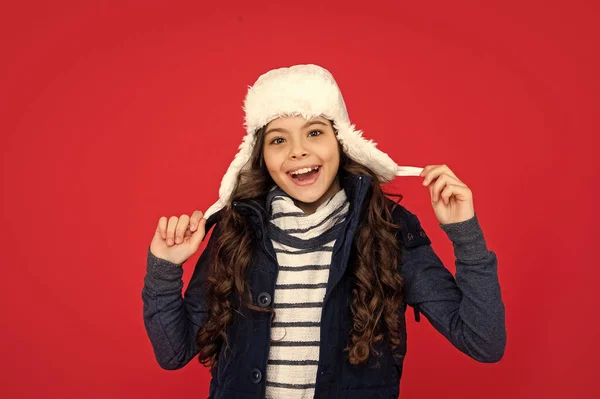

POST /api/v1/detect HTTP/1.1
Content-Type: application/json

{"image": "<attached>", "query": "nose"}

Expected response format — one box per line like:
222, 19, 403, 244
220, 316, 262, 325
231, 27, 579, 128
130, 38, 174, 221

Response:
290, 151, 308, 160
289, 140, 308, 160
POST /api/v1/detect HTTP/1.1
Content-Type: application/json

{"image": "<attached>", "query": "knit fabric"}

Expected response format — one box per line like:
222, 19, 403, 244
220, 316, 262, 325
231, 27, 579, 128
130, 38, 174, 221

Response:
264, 186, 349, 399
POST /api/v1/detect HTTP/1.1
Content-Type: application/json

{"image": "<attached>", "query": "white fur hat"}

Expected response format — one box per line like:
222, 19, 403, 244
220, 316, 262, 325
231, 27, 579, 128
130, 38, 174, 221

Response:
203, 64, 422, 220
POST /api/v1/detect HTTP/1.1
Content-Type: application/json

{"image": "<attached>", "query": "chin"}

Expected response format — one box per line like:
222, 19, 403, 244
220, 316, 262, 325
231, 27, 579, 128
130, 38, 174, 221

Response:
286, 187, 327, 204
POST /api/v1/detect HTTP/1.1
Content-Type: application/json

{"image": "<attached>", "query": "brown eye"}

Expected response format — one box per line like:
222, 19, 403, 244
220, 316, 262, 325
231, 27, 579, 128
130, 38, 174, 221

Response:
271, 137, 285, 145
308, 130, 323, 137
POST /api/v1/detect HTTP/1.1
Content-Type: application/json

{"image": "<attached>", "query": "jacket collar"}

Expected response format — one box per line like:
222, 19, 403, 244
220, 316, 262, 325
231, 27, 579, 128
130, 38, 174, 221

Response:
202, 174, 373, 286
204, 173, 372, 237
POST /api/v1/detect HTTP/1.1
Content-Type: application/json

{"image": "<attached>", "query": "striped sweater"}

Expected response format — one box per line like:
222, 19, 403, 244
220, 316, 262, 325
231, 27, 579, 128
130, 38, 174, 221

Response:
264, 187, 349, 399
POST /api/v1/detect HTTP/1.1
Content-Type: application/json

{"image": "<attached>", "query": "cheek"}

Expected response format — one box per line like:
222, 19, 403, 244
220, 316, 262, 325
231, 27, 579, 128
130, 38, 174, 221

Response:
263, 150, 284, 176
322, 142, 340, 169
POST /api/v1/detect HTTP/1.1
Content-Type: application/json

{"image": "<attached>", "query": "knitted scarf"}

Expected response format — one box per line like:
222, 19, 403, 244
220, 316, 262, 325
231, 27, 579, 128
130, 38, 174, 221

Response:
263, 186, 349, 399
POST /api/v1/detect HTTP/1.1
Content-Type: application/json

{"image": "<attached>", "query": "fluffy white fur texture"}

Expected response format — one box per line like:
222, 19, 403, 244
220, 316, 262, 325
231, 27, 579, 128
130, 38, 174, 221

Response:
203, 64, 422, 219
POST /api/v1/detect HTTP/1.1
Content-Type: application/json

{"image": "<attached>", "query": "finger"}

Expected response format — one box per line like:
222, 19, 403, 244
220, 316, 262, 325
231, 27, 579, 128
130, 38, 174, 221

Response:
419, 164, 439, 177
445, 173, 466, 186
167, 216, 178, 246
440, 184, 472, 204
422, 164, 460, 185
429, 172, 466, 188
175, 214, 190, 244
431, 174, 447, 202
189, 210, 205, 232
190, 218, 207, 249
438, 164, 459, 181
156, 216, 167, 240
422, 165, 444, 185
430, 174, 465, 202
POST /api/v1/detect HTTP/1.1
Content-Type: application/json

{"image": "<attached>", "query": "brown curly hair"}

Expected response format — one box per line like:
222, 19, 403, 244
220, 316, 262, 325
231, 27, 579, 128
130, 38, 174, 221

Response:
196, 121, 406, 369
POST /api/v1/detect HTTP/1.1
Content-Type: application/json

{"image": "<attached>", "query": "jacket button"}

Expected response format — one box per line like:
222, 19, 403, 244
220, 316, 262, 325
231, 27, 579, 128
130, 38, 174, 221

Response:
419, 231, 426, 238
250, 368, 262, 383
407, 233, 413, 240
257, 292, 272, 307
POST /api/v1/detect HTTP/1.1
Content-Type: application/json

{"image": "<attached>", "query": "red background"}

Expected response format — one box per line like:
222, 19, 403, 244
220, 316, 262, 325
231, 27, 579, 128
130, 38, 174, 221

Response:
1, 1, 598, 398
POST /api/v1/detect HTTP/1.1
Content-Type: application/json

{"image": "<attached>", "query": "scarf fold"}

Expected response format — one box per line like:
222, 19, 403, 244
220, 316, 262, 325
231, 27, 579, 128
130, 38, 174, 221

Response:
266, 186, 350, 249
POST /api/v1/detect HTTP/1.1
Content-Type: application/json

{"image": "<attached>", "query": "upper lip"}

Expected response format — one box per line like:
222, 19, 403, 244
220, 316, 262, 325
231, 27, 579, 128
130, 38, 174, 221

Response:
287, 165, 320, 174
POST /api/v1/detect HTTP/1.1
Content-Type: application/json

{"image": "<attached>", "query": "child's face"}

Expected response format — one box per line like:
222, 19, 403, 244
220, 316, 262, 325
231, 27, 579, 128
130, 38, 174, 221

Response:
263, 115, 341, 212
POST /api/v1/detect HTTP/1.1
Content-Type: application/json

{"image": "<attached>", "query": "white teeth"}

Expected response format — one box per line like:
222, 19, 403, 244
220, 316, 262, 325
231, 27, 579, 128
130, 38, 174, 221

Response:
291, 166, 319, 175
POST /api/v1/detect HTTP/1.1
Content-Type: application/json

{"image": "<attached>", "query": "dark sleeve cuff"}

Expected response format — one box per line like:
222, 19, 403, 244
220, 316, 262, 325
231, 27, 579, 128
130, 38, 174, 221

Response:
146, 246, 184, 283
439, 213, 490, 262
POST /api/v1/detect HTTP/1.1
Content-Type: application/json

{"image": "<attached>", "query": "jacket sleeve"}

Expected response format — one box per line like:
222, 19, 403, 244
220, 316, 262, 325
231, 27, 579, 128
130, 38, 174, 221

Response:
141, 225, 218, 370
395, 206, 506, 363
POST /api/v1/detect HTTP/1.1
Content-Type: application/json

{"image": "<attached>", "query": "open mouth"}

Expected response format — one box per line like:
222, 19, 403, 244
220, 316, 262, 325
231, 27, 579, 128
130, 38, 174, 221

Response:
287, 166, 321, 185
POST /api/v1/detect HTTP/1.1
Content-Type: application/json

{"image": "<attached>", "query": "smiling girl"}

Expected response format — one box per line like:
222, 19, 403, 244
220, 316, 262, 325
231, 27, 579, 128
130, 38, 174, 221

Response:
142, 64, 506, 399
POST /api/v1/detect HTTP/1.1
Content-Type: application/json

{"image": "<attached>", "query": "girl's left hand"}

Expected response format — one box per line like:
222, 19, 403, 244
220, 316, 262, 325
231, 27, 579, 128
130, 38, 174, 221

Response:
420, 164, 475, 225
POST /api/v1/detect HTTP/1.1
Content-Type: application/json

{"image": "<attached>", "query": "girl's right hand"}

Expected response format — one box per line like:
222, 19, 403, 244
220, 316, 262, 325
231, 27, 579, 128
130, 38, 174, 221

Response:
149, 210, 207, 265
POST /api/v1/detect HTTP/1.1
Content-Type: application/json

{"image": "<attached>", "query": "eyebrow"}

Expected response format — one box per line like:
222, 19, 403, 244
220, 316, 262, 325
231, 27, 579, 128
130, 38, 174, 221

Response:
265, 120, 329, 136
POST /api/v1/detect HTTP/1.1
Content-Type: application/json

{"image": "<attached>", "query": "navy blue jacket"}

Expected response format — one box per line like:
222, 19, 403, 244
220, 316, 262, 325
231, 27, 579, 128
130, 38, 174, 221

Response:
142, 173, 506, 398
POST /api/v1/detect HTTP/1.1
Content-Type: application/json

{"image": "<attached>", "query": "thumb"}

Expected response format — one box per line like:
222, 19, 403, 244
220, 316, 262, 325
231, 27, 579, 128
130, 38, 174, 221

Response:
189, 218, 207, 250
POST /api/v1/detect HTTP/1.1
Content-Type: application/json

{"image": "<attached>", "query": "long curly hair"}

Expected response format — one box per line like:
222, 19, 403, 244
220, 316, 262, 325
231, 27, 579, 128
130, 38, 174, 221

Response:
196, 121, 406, 369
